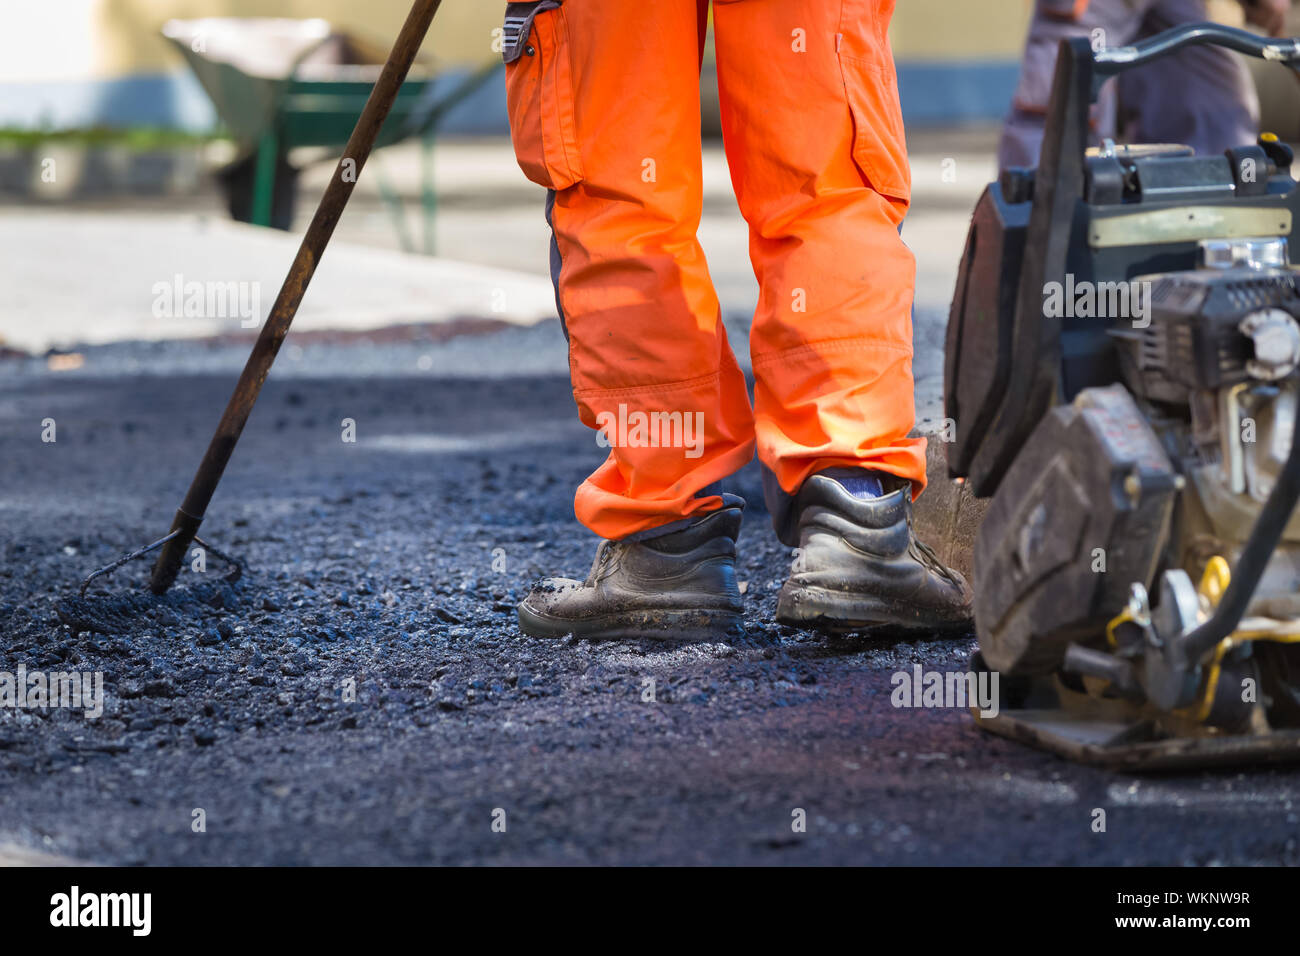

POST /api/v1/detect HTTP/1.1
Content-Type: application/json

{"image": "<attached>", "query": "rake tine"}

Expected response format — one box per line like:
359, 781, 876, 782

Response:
79, 531, 244, 597
79, 530, 181, 597
193, 536, 245, 584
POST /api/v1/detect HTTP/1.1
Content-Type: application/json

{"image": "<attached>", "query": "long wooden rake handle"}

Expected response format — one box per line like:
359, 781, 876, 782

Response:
148, 0, 445, 594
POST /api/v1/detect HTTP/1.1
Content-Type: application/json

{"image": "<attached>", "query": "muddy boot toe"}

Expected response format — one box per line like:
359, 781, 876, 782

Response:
517, 506, 746, 642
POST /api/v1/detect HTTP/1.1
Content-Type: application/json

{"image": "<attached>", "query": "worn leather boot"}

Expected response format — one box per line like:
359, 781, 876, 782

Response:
517, 507, 745, 642
776, 472, 972, 633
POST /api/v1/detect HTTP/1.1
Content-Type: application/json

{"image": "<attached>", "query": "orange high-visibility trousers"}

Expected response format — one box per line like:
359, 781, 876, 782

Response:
503, 0, 923, 540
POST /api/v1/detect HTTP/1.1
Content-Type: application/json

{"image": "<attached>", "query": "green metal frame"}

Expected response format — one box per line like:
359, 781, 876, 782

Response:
250, 60, 502, 238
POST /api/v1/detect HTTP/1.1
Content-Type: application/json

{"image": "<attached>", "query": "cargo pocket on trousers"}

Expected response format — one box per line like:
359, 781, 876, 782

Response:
503, 1, 585, 190
838, 54, 911, 204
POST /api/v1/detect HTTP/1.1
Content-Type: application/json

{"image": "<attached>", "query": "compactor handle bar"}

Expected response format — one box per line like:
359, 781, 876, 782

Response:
1091, 22, 1300, 93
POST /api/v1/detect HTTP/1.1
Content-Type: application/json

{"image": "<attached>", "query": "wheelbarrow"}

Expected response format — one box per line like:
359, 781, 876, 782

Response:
162, 16, 499, 248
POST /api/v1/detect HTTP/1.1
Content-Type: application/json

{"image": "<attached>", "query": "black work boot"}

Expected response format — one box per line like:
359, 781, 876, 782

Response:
517, 507, 745, 642
776, 471, 972, 633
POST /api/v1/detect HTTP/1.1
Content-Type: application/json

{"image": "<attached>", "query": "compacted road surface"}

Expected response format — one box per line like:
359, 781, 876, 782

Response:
2, 324, 1298, 865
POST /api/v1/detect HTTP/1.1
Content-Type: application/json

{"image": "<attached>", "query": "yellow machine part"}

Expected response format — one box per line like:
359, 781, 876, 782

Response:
1102, 557, 1300, 723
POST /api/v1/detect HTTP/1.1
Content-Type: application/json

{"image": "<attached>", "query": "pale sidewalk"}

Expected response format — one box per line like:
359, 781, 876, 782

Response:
0, 131, 997, 357
0, 209, 557, 355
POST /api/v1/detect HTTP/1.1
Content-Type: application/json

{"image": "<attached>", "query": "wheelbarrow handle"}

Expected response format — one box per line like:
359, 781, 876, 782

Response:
148, 0, 444, 595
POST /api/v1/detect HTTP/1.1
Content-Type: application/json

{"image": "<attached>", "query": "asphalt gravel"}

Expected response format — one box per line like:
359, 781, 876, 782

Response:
2, 321, 1299, 865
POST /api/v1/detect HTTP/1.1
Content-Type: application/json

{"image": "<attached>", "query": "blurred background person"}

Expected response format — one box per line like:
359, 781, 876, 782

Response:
1000, 0, 1292, 170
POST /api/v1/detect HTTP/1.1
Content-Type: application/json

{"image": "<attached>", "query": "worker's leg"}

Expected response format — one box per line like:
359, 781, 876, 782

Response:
998, 0, 1147, 170
712, 0, 970, 630
1118, 0, 1259, 153
503, 0, 754, 543
713, 0, 923, 514
506, 0, 752, 641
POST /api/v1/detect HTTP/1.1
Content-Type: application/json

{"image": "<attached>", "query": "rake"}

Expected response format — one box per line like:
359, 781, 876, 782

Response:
81, 0, 445, 597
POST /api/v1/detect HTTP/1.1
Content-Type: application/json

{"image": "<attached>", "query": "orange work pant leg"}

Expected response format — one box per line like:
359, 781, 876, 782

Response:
712, 0, 925, 532
503, 0, 756, 541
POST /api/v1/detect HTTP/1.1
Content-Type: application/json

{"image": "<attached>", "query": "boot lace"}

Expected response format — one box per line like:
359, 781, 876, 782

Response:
584, 540, 620, 585
909, 532, 963, 589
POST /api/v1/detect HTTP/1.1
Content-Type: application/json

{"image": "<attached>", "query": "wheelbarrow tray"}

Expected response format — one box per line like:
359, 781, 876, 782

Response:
162, 18, 435, 152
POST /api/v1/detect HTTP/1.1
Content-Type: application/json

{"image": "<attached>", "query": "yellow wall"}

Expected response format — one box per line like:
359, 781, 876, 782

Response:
0, 0, 1253, 85
889, 0, 1242, 60
4, 0, 1039, 85
0, 0, 503, 83
892, 0, 1031, 59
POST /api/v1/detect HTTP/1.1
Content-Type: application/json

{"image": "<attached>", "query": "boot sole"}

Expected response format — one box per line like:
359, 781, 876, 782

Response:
776, 582, 972, 635
516, 603, 743, 643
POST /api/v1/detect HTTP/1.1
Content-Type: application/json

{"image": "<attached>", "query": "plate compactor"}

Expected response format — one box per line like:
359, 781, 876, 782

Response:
947, 23, 1300, 769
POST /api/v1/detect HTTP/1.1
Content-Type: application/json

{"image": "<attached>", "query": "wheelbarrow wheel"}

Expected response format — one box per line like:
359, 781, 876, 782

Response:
216, 152, 301, 231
